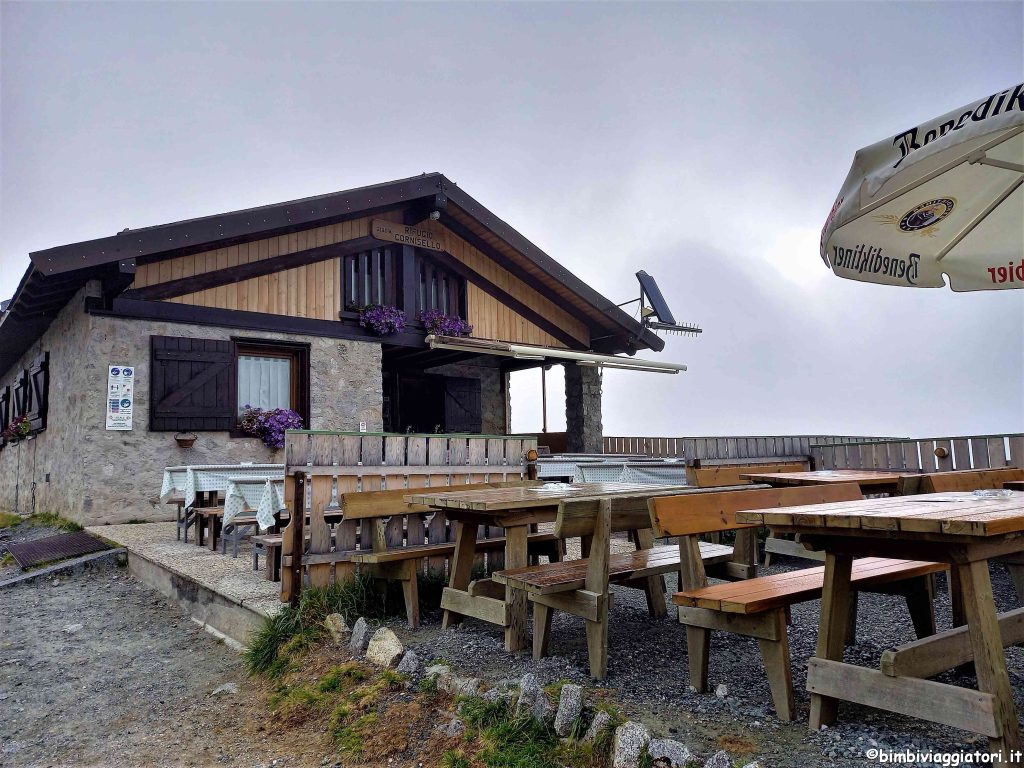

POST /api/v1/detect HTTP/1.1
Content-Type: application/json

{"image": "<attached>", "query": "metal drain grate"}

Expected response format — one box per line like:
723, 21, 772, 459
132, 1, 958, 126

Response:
7, 531, 110, 569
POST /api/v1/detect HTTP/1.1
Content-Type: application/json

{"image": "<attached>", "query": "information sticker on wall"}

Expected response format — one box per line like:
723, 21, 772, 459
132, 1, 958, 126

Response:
105, 365, 135, 431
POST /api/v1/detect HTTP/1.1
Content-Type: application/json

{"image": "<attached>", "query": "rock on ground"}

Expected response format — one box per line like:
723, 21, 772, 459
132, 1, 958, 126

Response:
396, 650, 421, 676
348, 617, 370, 654
583, 710, 613, 744
647, 738, 693, 768
515, 673, 552, 722
704, 751, 732, 768
553, 683, 583, 737
365, 627, 404, 667
324, 613, 350, 644
440, 675, 482, 697
211, 682, 240, 696
612, 721, 651, 768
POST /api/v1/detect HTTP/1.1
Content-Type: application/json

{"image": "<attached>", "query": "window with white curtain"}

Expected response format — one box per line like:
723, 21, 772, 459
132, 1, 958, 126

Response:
237, 354, 292, 414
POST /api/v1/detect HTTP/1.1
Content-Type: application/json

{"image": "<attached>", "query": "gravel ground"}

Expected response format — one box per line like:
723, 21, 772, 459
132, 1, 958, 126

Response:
0, 564, 256, 768
397, 555, 1024, 768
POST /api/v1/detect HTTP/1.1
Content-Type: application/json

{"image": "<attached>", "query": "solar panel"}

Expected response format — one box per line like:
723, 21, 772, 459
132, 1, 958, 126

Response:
635, 271, 676, 324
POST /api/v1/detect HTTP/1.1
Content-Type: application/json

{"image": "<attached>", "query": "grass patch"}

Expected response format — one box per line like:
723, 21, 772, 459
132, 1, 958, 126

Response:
244, 577, 381, 676
28, 513, 82, 532
442, 751, 472, 768
0, 552, 15, 568
459, 697, 560, 768
0, 512, 23, 529
333, 712, 379, 757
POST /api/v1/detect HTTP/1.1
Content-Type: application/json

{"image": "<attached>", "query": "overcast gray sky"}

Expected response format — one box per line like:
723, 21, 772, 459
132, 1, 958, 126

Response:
2, 1, 1022, 440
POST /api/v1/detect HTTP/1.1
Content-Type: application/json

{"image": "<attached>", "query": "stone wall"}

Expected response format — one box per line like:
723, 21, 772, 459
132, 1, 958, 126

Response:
564, 363, 603, 453
424, 357, 508, 434
0, 283, 383, 525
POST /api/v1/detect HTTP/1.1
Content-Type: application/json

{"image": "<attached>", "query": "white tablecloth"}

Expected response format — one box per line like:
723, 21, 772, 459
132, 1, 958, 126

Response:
223, 476, 286, 531
160, 463, 284, 507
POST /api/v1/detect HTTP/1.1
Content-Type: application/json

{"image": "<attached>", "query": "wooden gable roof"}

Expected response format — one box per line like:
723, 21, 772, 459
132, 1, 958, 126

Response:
1, 173, 662, 376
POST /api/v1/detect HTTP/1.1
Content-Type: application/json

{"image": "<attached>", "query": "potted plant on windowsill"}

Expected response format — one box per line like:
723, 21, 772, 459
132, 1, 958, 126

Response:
359, 304, 406, 337
174, 432, 198, 449
420, 309, 473, 337
239, 405, 304, 450
1, 415, 32, 444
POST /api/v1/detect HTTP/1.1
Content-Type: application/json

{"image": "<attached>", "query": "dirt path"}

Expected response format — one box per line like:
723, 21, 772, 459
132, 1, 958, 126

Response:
0, 565, 279, 768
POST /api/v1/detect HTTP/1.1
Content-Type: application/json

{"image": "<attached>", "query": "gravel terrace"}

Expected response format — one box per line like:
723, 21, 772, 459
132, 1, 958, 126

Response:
1, 543, 1022, 768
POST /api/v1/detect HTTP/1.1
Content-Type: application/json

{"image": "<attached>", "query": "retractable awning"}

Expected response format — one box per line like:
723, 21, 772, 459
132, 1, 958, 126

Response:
425, 335, 687, 374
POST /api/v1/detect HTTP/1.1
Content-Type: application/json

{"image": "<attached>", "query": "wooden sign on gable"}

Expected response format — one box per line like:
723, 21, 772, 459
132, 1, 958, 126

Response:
371, 220, 446, 252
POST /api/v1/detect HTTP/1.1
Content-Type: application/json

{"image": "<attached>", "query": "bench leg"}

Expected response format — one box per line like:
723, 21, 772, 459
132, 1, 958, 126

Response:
903, 576, 937, 639
585, 595, 609, 680
686, 626, 710, 692
632, 528, 668, 619
253, 547, 260, 573
402, 559, 421, 629
758, 609, 794, 721
1005, 562, 1024, 605
846, 591, 858, 646
443, 521, 479, 630
533, 601, 553, 660
269, 546, 281, 582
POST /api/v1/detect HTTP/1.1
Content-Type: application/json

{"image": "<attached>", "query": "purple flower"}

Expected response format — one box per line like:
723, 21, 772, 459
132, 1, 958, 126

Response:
359, 304, 406, 336
239, 406, 303, 449
420, 309, 473, 337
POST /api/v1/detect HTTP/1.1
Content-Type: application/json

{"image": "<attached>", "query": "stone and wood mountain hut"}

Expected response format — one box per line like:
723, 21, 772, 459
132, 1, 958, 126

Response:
0, 173, 666, 524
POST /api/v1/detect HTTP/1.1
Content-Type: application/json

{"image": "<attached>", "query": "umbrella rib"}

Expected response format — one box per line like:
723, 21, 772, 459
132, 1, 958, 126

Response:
936, 175, 1024, 262
853, 125, 1024, 221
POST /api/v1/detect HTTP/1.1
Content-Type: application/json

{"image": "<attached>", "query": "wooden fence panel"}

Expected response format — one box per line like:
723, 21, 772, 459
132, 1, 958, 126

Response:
952, 438, 971, 469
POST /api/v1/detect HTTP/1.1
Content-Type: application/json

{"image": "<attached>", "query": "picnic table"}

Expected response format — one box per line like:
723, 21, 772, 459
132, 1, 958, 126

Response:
406, 482, 688, 652
1005, 480, 1024, 492
737, 490, 1024, 765
740, 469, 908, 494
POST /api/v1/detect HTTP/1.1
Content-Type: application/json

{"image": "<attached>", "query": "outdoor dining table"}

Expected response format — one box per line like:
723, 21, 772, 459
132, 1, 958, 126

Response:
740, 468, 909, 495
223, 475, 287, 531
159, 463, 285, 508
737, 490, 1024, 765
406, 482, 688, 652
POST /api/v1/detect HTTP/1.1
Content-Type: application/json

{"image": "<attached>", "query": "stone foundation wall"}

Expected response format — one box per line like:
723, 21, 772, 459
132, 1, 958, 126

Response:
0, 284, 383, 525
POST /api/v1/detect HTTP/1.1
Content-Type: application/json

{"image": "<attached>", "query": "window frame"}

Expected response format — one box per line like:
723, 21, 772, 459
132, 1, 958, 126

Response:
230, 337, 311, 437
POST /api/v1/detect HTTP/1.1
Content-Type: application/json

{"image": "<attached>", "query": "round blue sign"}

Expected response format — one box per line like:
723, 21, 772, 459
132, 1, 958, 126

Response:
120, 399, 131, 408
110, 368, 120, 376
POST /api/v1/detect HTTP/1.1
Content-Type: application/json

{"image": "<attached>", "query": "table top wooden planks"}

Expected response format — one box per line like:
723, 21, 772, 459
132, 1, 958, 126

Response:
741, 469, 907, 487
407, 482, 689, 512
737, 492, 1024, 538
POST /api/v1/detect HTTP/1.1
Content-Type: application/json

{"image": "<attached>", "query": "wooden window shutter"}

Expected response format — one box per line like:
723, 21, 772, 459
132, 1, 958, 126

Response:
12, 369, 29, 419
0, 385, 10, 434
25, 352, 49, 431
443, 377, 482, 433
150, 336, 235, 432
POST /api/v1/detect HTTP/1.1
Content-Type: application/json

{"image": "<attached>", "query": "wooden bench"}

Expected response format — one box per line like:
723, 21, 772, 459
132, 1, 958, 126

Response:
493, 486, 763, 679
897, 466, 1024, 495
281, 479, 559, 627
898, 467, 1024, 604
687, 460, 810, 488
650, 484, 946, 721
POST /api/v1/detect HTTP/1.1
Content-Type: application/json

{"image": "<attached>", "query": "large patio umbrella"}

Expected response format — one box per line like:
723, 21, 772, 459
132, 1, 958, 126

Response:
820, 83, 1023, 291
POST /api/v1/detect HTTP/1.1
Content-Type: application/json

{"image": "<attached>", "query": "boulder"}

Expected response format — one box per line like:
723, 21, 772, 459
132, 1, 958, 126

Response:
647, 738, 693, 768
553, 684, 583, 737
515, 673, 552, 722
441, 675, 482, 697
704, 751, 732, 768
612, 721, 651, 768
324, 614, 350, 644
396, 650, 422, 676
348, 618, 370, 654
583, 710, 613, 744
365, 628, 404, 668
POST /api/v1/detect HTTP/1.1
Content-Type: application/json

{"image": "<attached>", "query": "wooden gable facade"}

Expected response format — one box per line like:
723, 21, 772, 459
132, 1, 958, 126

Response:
126, 209, 590, 350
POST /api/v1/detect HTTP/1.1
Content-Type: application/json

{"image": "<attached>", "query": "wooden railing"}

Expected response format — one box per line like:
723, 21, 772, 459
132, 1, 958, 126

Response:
602, 435, 895, 461
279, 431, 537, 603
811, 433, 1024, 472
